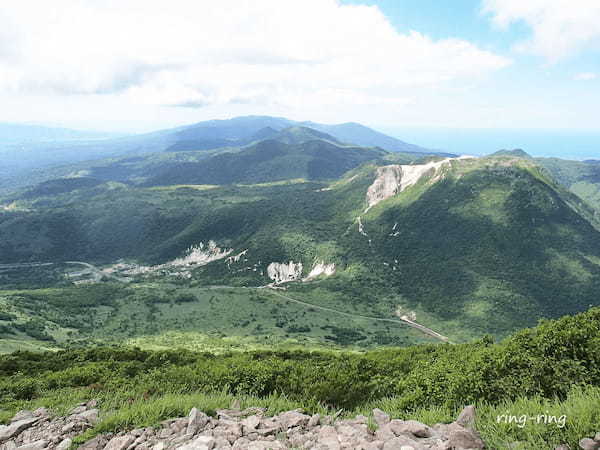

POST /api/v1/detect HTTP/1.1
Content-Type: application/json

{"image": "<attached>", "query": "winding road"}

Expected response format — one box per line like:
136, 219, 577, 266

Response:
264, 289, 451, 343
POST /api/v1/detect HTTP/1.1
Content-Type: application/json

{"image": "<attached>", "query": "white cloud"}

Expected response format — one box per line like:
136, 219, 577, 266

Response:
0, 0, 510, 112
574, 72, 598, 81
483, 0, 600, 62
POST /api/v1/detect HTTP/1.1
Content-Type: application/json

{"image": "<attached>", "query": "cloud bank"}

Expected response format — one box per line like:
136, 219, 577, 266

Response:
483, 0, 600, 62
0, 0, 510, 110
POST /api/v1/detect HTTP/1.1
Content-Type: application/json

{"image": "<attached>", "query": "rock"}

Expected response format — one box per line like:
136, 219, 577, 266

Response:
308, 414, 320, 428
9, 412, 34, 424
389, 420, 433, 438
447, 429, 485, 450
79, 436, 109, 450
75, 409, 99, 425
241, 415, 261, 431
0, 405, 496, 450
554, 445, 570, 450
373, 409, 390, 427
61, 422, 79, 434
318, 425, 341, 450
278, 410, 309, 429
356, 442, 384, 450
246, 441, 285, 450
382, 435, 425, 450
0, 418, 41, 443
187, 408, 209, 436
580, 438, 600, 450
596, 433, 600, 442
31, 409, 49, 419
56, 438, 72, 450
231, 438, 251, 450
104, 435, 135, 450
158, 428, 173, 439
69, 406, 87, 415
456, 405, 476, 430
375, 423, 396, 442
171, 418, 188, 433
16, 440, 49, 450
86, 400, 98, 408
178, 436, 216, 450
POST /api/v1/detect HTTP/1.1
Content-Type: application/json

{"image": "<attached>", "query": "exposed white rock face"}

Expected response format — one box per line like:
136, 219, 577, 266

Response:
365, 156, 477, 211
267, 261, 303, 284
170, 241, 232, 267
366, 165, 403, 211
303, 262, 336, 281
225, 249, 248, 266
357, 217, 368, 236
100, 241, 233, 281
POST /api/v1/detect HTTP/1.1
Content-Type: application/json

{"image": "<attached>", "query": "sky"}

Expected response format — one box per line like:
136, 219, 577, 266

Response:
0, 0, 599, 138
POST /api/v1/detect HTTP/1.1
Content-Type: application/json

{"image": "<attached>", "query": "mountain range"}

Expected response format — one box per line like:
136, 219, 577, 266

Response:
1, 118, 600, 353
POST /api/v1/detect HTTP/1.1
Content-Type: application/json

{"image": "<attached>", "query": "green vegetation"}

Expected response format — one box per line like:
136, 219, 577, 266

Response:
0, 283, 430, 354
2, 155, 600, 346
1, 307, 599, 449
537, 156, 600, 212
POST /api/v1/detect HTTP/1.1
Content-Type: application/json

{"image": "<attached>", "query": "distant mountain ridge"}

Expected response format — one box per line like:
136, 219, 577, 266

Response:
164, 124, 343, 152
0, 116, 440, 195
145, 138, 387, 186
161, 115, 437, 154
300, 120, 445, 154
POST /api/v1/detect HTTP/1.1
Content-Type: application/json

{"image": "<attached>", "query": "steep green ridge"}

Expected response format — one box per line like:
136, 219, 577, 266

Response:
2, 155, 600, 349
536, 156, 600, 213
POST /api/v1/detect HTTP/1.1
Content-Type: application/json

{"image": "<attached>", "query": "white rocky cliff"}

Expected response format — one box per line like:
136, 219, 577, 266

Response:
267, 261, 303, 284
303, 262, 336, 281
365, 156, 476, 211
170, 241, 233, 267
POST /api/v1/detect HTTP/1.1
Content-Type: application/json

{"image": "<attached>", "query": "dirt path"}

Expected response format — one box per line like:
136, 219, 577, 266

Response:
265, 289, 450, 343
65, 261, 126, 282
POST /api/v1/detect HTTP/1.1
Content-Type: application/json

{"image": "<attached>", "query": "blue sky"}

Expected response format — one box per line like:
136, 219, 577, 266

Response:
0, 0, 599, 149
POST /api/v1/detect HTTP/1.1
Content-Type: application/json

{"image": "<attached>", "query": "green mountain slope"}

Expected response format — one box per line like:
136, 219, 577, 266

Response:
144, 139, 386, 186
2, 155, 600, 350
536, 157, 600, 213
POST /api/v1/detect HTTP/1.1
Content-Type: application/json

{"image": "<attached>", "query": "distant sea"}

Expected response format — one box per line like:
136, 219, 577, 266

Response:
382, 127, 600, 160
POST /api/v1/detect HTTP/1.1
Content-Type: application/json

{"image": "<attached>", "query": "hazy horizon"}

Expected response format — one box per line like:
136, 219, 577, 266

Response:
1, 1, 599, 134
2, 116, 598, 161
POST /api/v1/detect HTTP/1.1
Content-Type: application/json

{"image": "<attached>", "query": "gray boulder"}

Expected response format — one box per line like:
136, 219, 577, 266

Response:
0, 418, 41, 443
456, 405, 476, 430
389, 419, 433, 438
104, 435, 135, 450
580, 437, 600, 450
373, 409, 391, 427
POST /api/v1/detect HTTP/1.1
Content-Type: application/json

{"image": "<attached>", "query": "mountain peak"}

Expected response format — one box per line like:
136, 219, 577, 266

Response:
490, 148, 532, 158
272, 126, 342, 145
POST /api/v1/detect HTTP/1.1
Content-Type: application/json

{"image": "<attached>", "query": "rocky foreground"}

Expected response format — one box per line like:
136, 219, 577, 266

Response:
0, 401, 599, 450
